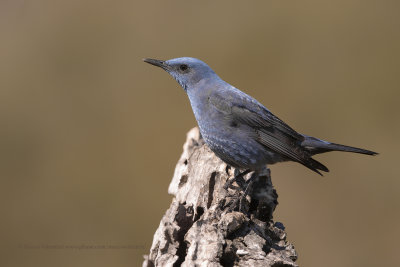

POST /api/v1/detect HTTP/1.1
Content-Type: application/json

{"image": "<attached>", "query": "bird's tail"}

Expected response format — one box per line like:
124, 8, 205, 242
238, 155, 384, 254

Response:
304, 158, 329, 176
301, 135, 378, 156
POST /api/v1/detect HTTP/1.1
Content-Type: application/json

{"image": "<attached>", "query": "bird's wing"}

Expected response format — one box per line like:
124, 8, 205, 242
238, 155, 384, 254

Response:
209, 90, 328, 174
208, 89, 303, 140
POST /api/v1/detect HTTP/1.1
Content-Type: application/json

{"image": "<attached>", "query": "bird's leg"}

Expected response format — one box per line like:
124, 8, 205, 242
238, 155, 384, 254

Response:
239, 171, 258, 212
223, 169, 254, 212
223, 169, 251, 190
244, 171, 258, 197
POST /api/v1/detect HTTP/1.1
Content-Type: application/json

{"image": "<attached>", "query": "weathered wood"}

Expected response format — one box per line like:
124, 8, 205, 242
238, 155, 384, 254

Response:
143, 127, 298, 267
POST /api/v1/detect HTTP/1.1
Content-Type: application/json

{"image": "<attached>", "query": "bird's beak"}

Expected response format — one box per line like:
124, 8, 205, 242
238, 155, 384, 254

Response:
143, 58, 169, 70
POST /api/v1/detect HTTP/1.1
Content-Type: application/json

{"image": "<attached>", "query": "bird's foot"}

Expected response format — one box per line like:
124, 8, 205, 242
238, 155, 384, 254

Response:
239, 173, 257, 212
223, 169, 251, 190
223, 169, 259, 213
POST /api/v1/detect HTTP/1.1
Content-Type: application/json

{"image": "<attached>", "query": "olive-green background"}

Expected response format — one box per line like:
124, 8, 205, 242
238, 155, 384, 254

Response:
1, 1, 399, 266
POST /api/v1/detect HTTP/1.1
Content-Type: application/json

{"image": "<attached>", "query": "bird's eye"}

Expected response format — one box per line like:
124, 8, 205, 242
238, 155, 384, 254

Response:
179, 64, 188, 72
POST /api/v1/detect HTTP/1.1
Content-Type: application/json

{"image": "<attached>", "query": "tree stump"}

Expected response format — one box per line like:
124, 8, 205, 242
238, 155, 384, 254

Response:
143, 127, 298, 267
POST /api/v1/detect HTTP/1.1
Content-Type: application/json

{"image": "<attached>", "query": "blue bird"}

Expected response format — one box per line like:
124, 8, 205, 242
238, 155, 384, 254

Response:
144, 57, 377, 175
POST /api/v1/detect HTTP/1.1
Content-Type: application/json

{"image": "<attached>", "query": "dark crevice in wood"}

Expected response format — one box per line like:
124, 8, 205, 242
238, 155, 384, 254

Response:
178, 175, 188, 188
207, 172, 217, 209
173, 204, 195, 267
194, 206, 204, 222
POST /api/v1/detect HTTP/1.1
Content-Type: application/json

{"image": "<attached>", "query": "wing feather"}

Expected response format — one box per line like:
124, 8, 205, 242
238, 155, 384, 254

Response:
208, 90, 328, 174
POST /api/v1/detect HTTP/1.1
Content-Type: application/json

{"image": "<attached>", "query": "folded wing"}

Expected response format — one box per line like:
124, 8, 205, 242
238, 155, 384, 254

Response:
209, 90, 329, 175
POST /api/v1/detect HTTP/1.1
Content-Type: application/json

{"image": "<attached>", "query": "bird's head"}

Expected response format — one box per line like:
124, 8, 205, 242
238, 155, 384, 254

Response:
143, 57, 218, 91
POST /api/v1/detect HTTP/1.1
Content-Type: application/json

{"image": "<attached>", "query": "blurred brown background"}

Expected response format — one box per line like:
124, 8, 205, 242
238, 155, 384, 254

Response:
0, 0, 399, 266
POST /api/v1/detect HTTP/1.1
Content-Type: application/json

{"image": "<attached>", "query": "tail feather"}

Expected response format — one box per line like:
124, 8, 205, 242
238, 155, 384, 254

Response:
302, 158, 329, 176
302, 135, 378, 156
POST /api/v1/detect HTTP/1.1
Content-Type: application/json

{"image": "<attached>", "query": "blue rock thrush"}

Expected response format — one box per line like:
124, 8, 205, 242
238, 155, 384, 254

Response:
144, 57, 377, 175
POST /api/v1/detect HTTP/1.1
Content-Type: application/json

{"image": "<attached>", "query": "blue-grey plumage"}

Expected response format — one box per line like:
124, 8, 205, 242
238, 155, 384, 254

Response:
144, 57, 377, 175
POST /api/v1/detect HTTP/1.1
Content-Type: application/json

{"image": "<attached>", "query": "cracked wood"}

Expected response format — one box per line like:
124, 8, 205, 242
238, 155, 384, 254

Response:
143, 127, 298, 267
